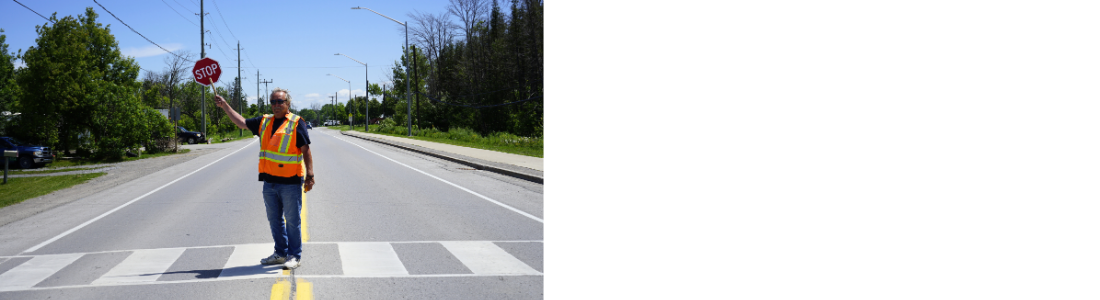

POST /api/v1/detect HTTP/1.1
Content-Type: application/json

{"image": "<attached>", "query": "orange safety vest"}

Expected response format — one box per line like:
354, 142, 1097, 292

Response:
258, 113, 304, 178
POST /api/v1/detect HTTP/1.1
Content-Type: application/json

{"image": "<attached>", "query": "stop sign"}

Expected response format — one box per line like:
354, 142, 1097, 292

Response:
192, 57, 222, 86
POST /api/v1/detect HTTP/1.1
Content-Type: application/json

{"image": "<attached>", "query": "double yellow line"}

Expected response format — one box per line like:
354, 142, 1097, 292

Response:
270, 278, 312, 300
269, 185, 312, 300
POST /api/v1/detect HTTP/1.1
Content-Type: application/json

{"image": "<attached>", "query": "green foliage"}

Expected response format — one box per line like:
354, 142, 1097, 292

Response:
367, 98, 382, 121
297, 108, 317, 124
14, 8, 164, 159
387, 0, 542, 138
363, 125, 542, 158
0, 28, 21, 135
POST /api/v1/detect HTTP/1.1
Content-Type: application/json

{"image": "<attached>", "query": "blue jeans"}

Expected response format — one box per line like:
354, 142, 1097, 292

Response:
262, 182, 302, 259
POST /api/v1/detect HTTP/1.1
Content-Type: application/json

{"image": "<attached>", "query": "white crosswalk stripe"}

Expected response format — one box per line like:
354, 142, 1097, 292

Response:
0, 253, 82, 292
338, 242, 409, 276
441, 241, 541, 275
218, 243, 284, 279
93, 248, 186, 285
0, 241, 541, 292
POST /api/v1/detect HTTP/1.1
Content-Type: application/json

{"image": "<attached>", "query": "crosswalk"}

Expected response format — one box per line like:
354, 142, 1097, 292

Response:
0, 241, 542, 292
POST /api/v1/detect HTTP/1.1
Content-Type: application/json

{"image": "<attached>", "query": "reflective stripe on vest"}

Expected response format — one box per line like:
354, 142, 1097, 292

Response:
258, 113, 303, 178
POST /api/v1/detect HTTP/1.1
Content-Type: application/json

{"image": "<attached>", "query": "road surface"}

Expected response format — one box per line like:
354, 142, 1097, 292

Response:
0, 128, 543, 299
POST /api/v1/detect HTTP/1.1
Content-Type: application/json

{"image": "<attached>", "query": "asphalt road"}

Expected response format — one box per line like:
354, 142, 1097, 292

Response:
0, 128, 544, 299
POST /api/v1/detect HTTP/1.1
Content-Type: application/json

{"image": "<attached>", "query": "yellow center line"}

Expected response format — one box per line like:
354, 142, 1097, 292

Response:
296, 278, 314, 300
270, 278, 291, 300
270, 184, 311, 299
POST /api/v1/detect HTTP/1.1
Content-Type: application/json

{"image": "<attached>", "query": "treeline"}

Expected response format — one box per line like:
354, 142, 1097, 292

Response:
139, 51, 260, 136
379, 0, 543, 137
0, 8, 176, 159
0, 8, 259, 158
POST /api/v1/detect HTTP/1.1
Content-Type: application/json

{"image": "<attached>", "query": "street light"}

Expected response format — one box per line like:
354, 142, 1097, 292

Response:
327, 74, 351, 126
336, 53, 369, 131
352, 6, 412, 136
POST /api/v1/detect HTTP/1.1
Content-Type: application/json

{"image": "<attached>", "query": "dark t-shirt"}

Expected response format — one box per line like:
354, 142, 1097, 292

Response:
246, 115, 310, 184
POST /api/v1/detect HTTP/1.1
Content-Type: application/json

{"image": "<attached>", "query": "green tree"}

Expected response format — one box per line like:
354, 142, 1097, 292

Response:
297, 108, 317, 124
16, 8, 170, 156
0, 28, 22, 135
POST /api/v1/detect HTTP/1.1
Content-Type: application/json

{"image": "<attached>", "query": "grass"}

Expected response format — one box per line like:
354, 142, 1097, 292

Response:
6, 167, 102, 175
206, 131, 257, 144
330, 124, 544, 158
0, 172, 107, 210
50, 149, 191, 168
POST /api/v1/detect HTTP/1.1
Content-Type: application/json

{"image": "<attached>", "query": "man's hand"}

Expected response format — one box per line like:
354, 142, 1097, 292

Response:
214, 94, 229, 109
304, 174, 315, 192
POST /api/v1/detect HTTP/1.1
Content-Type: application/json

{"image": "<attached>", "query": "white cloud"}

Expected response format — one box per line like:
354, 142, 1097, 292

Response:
121, 43, 183, 58
333, 89, 370, 98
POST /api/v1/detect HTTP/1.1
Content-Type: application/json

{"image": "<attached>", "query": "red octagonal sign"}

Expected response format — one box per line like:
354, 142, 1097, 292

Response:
192, 57, 222, 86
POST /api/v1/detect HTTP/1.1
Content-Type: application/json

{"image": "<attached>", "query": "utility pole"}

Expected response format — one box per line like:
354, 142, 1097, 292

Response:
234, 42, 243, 137
405, 30, 411, 136
413, 45, 420, 130
329, 95, 336, 126
256, 70, 261, 111
199, 0, 207, 138
369, 65, 374, 129
260, 79, 274, 113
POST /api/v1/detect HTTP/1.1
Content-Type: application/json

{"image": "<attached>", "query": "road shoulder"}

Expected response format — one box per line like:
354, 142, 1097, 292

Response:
0, 141, 246, 228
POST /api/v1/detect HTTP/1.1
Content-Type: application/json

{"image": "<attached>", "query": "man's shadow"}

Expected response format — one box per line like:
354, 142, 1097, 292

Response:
144, 265, 285, 279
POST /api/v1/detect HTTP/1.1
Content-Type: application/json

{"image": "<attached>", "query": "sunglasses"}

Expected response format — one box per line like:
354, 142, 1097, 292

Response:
270, 99, 287, 105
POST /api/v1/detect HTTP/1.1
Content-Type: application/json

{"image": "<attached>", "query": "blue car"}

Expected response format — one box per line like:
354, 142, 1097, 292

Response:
0, 136, 54, 169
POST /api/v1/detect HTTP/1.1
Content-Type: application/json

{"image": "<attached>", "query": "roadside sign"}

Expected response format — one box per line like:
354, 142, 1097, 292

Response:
192, 57, 222, 86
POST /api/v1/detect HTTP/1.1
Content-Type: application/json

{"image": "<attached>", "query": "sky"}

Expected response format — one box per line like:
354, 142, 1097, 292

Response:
1, 0, 462, 111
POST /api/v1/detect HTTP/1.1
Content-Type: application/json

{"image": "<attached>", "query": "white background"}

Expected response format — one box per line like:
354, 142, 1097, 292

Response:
550, 1, 1100, 298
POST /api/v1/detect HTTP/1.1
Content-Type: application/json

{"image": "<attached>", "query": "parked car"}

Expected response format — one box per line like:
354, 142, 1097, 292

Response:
177, 126, 206, 144
0, 136, 54, 169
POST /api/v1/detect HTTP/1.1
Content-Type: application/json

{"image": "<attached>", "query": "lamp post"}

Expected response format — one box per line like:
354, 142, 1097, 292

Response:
335, 53, 369, 131
327, 74, 352, 126
353, 6, 411, 136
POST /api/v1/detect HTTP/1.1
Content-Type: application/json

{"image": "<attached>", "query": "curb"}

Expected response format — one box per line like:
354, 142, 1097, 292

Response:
340, 131, 544, 184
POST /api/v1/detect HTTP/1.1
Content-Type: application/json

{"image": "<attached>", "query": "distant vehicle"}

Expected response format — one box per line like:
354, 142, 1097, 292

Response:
0, 136, 54, 169
306, 122, 313, 130
177, 126, 206, 144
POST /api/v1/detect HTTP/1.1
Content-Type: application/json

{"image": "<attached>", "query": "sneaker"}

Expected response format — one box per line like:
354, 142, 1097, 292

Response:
284, 256, 301, 269
260, 253, 286, 265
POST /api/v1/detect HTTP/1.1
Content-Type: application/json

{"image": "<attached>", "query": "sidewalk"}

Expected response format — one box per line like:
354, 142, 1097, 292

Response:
340, 130, 543, 184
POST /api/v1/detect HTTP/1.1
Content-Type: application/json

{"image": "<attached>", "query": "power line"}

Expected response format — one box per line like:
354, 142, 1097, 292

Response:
12, 0, 54, 24
207, 34, 230, 59
93, 0, 193, 63
210, 0, 239, 41
205, 16, 235, 55
160, 0, 198, 27
170, 0, 196, 13
241, 48, 260, 69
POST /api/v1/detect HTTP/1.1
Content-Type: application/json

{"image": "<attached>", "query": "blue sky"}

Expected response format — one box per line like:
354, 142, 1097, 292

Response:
2, 0, 465, 111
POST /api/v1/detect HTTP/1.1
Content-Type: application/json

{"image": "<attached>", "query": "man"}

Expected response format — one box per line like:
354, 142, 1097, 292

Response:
214, 88, 315, 269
